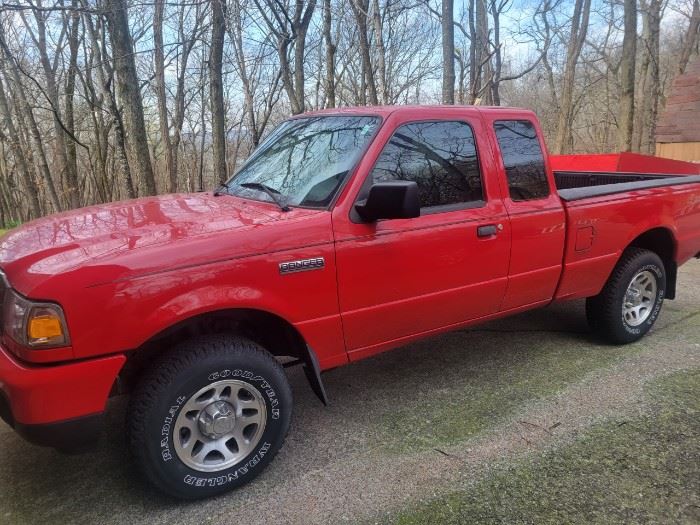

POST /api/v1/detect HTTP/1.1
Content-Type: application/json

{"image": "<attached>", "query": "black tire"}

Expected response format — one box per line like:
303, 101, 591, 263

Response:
127, 335, 292, 500
586, 248, 666, 344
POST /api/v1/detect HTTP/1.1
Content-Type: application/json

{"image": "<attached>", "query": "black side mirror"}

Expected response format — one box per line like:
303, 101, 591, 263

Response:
355, 181, 420, 222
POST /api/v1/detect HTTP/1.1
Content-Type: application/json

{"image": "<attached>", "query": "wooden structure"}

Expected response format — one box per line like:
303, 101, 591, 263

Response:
656, 56, 700, 162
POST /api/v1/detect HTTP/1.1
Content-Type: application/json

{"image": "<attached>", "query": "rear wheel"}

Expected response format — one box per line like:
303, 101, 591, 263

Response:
586, 248, 666, 344
127, 335, 292, 499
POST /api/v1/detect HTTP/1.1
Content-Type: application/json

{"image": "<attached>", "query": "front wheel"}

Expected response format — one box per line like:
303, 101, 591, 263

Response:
127, 335, 292, 499
586, 248, 666, 344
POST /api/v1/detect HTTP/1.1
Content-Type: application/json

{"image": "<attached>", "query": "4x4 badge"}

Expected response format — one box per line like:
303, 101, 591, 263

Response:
279, 257, 325, 274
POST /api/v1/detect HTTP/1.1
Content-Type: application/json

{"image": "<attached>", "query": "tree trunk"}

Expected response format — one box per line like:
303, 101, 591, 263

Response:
172, 4, 199, 188
351, 0, 378, 105
633, 0, 661, 153
154, 0, 177, 192
489, 0, 502, 105
441, 0, 455, 104
468, 0, 477, 103
475, 0, 492, 104
64, 0, 81, 205
372, 0, 387, 103
209, 0, 227, 183
679, 0, 700, 74
0, 32, 62, 212
84, 12, 136, 199
0, 80, 41, 218
617, 0, 636, 152
292, 1, 316, 113
323, 0, 336, 108
104, 0, 157, 195
553, 0, 592, 154
642, 0, 662, 153
30, 0, 80, 208
230, 1, 259, 146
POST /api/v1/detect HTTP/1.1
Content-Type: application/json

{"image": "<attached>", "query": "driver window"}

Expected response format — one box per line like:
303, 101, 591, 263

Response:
370, 121, 484, 211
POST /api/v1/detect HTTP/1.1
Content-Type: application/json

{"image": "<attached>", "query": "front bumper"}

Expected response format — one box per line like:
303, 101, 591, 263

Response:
0, 345, 125, 451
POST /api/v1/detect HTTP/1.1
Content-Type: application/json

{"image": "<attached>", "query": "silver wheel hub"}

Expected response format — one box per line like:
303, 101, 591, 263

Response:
623, 270, 657, 327
173, 380, 267, 472
198, 400, 236, 439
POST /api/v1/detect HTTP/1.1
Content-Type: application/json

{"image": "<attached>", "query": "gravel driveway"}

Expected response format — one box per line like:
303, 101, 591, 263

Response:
1, 260, 698, 525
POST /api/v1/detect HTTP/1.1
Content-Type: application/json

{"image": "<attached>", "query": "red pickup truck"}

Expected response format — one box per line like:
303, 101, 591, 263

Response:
1, 106, 699, 499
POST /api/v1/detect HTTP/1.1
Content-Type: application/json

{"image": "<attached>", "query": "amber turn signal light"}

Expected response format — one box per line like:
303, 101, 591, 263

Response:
28, 314, 64, 341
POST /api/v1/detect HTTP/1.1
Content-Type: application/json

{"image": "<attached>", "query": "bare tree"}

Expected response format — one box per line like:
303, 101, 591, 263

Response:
0, 79, 41, 218
678, 0, 700, 74
617, 0, 637, 151
153, 0, 176, 192
350, 0, 378, 105
633, 0, 663, 153
254, 0, 317, 114
21, 0, 81, 208
0, 0, 691, 228
0, 29, 62, 212
209, 0, 227, 184
442, 0, 455, 104
104, 0, 156, 195
323, 0, 337, 108
552, 0, 592, 153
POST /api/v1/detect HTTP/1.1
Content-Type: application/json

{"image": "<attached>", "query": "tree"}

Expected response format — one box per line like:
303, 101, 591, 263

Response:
0, 0, 692, 227
104, 0, 157, 196
350, 0, 378, 105
678, 0, 700, 74
154, 0, 177, 192
21, 0, 81, 208
254, 0, 317, 114
0, 29, 62, 212
552, 0, 592, 154
0, 78, 41, 218
633, 0, 663, 153
617, 0, 637, 152
441, 0, 455, 104
323, 0, 337, 108
209, 0, 227, 184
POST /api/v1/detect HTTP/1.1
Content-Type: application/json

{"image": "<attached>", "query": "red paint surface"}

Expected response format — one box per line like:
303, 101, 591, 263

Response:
1, 105, 699, 426
550, 152, 700, 174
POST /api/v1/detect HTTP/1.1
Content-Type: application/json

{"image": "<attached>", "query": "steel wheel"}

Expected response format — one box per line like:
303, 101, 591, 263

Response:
622, 269, 657, 327
173, 379, 267, 472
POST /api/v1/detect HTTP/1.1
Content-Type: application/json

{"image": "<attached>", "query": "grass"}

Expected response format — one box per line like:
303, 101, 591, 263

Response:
385, 369, 700, 524
380, 333, 644, 452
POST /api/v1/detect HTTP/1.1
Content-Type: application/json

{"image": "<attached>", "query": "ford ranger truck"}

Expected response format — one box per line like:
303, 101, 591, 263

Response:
0, 106, 698, 499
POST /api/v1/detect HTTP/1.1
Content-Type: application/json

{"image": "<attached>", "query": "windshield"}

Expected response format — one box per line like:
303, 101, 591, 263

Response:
225, 116, 380, 208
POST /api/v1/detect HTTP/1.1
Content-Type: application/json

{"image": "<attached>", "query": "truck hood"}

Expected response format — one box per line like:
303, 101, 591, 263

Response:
0, 193, 322, 295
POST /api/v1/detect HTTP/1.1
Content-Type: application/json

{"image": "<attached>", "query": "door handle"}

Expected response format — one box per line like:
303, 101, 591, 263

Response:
477, 224, 502, 238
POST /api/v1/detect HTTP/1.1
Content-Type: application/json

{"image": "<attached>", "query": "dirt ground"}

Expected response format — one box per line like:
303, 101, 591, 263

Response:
1, 260, 698, 525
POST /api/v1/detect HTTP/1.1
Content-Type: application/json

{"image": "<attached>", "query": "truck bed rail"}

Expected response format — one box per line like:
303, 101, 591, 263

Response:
555, 171, 700, 202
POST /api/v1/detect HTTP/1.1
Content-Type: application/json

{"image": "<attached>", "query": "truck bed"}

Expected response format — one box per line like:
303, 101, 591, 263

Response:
555, 171, 700, 201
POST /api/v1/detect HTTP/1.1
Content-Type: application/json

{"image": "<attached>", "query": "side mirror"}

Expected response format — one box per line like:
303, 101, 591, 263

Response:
354, 181, 421, 222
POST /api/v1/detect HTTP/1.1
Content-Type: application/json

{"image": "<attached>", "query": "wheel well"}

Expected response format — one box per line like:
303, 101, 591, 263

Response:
627, 227, 678, 299
118, 309, 309, 393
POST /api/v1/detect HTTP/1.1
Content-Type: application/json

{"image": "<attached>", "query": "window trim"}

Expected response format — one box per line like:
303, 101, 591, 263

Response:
492, 119, 552, 203
351, 119, 487, 222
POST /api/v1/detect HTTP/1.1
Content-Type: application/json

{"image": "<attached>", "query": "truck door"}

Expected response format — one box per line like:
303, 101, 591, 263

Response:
332, 111, 511, 361
485, 115, 566, 309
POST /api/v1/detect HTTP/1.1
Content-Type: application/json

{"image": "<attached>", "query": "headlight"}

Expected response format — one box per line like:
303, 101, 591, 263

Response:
2, 290, 70, 348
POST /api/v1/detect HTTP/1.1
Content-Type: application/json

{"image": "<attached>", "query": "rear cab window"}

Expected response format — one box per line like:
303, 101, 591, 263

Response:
493, 120, 551, 201
370, 121, 485, 213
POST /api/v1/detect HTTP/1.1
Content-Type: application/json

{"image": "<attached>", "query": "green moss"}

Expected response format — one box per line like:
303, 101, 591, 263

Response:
386, 369, 700, 524
381, 333, 643, 452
